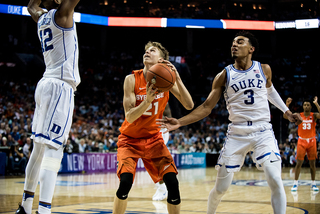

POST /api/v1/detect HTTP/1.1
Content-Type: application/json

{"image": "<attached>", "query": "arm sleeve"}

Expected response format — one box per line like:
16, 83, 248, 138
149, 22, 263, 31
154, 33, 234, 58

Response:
267, 85, 289, 113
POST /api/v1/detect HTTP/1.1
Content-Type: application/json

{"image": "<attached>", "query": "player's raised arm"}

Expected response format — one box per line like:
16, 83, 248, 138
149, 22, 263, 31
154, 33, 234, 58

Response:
123, 75, 158, 123
166, 61, 194, 110
158, 69, 226, 132
55, 0, 80, 28
27, 0, 46, 23
312, 96, 320, 119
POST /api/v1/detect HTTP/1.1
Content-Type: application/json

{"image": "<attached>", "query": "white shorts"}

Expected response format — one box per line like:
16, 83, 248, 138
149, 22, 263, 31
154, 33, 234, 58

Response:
31, 78, 75, 150
216, 122, 281, 172
160, 128, 169, 145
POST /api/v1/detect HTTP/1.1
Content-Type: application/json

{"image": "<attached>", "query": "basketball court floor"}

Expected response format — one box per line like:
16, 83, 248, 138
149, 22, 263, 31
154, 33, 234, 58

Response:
0, 166, 319, 214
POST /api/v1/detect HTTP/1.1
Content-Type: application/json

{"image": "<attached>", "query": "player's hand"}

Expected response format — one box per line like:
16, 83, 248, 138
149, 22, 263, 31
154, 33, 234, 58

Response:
156, 117, 181, 133
286, 97, 292, 107
285, 111, 302, 125
313, 96, 318, 104
162, 60, 180, 79
146, 82, 158, 103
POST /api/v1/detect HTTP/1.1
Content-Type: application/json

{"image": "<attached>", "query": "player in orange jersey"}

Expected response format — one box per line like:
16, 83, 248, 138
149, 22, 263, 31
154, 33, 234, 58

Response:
112, 41, 194, 214
284, 97, 320, 192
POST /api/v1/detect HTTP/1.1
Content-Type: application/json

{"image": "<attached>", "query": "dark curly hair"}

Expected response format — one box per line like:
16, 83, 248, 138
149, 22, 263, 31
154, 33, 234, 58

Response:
234, 31, 259, 55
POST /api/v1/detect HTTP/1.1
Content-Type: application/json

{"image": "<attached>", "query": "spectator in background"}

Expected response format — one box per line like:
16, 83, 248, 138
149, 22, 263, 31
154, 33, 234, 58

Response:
64, 139, 74, 154
7, 135, 16, 148
78, 138, 87, 153
23, 137, 32, 159
290, 151, 297, 167
9, 142, 27, 174
189, 143, 197, 153
11, 126, 21, 142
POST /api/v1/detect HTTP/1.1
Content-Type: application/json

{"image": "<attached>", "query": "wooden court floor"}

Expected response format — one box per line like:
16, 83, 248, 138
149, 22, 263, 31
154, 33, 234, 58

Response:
0, 166, 319, 214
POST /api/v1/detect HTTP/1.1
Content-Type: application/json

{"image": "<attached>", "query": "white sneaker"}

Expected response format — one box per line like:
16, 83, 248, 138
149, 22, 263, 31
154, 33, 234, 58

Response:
311, 185, 319, 192
152, 184, 168, 201
291, 184, 298, 192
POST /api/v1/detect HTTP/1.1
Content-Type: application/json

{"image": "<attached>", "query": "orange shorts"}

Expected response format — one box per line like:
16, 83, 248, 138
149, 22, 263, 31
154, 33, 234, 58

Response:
116, 132, 177, 183
296, 137, 317, 161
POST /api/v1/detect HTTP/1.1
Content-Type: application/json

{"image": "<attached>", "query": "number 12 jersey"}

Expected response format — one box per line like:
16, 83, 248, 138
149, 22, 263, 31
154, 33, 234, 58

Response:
37, 9, 81, 90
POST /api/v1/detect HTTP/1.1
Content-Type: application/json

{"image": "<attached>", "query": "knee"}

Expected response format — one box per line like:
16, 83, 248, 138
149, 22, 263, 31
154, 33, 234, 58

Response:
116, 173, 133, 200
163, 172, 180, 205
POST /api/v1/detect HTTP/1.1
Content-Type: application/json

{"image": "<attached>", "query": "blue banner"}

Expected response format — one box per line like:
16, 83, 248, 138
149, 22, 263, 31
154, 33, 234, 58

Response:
59, 152, 206, 173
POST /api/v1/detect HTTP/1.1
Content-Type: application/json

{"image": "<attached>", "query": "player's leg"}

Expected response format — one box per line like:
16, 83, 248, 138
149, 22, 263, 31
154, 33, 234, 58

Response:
307, 139, 319, 191
16, 143, 46, 214
292, 140, 306, 191
38, 145, 64, 214
113, 173, 134, 214
153, 129, 170, 201
207, 164, 234, 214
163, 172, 181, 214
262, 153, 286, 214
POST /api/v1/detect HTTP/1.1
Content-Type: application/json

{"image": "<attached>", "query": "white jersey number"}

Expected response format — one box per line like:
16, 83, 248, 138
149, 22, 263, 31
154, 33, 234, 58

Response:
244, 89, 254, 105
302, 123, 311, 130
40, 28, 54, 52
143, 101, 159, 116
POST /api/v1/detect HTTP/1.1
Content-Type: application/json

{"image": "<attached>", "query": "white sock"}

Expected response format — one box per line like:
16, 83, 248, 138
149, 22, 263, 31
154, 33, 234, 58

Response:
294, 180, 298, 185
311, 180, 316, 185
38, 203, 51, 214
159, 182, 166, 190
21, 193, 34, 214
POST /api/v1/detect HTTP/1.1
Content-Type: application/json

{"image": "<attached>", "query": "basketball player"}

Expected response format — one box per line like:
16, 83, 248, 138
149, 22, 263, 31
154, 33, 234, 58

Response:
157, 31, 302, 214
284, 97, 319, 192
112, 41, 194, 214
16, 0, 80, 214
153, 103, 172, 201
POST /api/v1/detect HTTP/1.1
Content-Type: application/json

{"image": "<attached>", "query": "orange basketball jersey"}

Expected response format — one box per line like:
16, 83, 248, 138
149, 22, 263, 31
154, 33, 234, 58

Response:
119, 69, 169, 139
297, 112, 316, 138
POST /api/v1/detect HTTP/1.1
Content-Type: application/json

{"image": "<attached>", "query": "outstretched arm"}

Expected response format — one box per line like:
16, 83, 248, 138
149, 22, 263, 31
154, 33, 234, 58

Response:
167, 61, 194, 110
27, 0, 46, 23
313, 96, 320, 120
262, 64, 302, 125
157, 69, 226, 132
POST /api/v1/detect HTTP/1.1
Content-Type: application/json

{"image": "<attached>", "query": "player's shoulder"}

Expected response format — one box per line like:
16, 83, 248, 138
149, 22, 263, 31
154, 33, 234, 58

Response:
260, 63, 271, 71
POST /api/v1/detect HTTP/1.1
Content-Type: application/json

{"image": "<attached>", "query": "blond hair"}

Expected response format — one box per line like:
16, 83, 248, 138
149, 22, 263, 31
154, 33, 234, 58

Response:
145, 41, 169, 60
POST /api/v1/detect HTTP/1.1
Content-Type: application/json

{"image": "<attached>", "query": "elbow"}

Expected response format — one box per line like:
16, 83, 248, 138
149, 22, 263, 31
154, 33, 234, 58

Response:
185, 102, 194, 110
125, 114, 135, 124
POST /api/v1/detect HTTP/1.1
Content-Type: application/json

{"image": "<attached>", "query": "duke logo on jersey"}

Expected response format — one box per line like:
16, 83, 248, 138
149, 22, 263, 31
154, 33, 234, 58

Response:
224, 61, 270, 123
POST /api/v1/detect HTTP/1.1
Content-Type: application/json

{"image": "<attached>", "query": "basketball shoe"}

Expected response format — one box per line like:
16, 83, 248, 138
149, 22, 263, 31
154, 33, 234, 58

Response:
15, 204, 26, 214
152, 183, 168, 201
291, 184, 298, 192
311, 185, 319, 192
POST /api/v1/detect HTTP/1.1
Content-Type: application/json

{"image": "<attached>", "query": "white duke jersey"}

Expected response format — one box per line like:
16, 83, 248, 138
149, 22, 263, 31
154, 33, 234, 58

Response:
223, 61, 270, 123
37, 9, 80, 90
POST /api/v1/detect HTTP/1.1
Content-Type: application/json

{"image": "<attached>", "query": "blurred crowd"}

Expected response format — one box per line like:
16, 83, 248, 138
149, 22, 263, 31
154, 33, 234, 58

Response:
1, 0, 320, 175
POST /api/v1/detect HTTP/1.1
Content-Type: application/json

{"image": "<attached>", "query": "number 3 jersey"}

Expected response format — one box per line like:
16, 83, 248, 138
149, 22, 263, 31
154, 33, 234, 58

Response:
298, 112, 316, 138
223, 61, 270, 124
119, 69, 169, 139
37, 9, 81, 90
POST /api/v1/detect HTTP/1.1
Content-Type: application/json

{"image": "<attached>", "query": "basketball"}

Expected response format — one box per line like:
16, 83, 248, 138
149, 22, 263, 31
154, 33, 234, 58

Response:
146, 63, 176, 92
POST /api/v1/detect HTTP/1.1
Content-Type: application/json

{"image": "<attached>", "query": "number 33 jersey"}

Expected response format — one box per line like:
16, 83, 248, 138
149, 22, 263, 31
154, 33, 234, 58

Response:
223, 61, 270, 124
119, 69, 169, 139
298, 112, 316, 138
37, 9, 81, 90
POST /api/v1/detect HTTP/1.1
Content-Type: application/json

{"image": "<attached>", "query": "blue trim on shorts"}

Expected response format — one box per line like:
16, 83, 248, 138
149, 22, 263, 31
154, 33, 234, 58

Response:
256, 152, 271, 160
32, 132, 63, 145
225, 165, 240, 168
